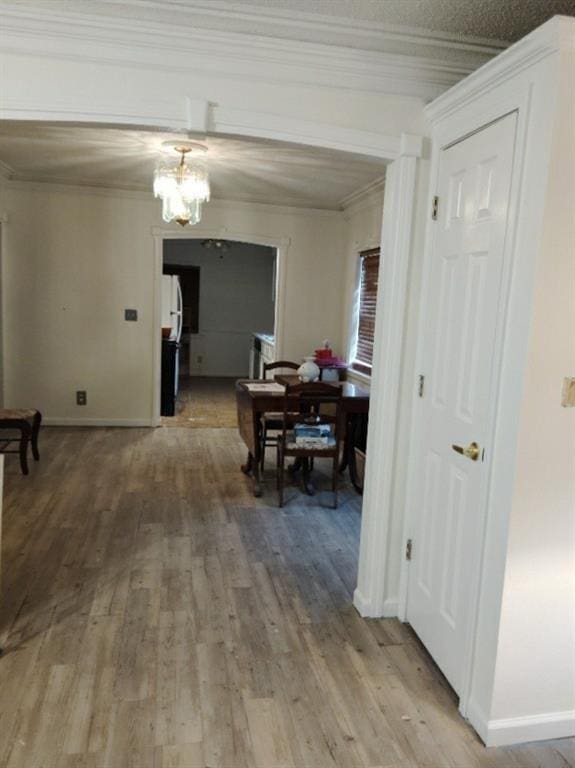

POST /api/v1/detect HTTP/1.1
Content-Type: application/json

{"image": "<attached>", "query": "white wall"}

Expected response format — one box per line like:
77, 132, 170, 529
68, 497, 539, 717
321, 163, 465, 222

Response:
164, 239, 275, 377
488, 38, 575, 731
0, 182, 345, 423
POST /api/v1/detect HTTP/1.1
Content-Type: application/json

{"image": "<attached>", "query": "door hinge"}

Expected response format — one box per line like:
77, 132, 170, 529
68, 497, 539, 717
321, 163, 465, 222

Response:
405, 538, 413, 561
418, 374, 425, 398
431, 195, 439, 220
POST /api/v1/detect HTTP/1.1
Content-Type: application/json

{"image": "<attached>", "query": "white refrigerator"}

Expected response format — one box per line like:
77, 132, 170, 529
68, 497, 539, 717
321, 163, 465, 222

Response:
161, 275, 183, 415
161, 274, 183, 342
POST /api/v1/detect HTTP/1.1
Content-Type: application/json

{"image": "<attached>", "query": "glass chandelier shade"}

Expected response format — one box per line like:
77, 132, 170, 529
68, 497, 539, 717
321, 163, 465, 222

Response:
153, 147, 210, 226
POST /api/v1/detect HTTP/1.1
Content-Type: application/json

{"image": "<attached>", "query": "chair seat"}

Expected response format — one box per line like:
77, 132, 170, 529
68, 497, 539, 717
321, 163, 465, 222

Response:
283, 432, 337, 453
0, 408, 42, 476
0, 408, 39, 422
284, 442, 337, 453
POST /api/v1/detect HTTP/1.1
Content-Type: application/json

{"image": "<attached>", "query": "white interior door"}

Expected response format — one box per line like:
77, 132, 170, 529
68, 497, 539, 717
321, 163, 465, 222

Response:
407, 113, 517, 695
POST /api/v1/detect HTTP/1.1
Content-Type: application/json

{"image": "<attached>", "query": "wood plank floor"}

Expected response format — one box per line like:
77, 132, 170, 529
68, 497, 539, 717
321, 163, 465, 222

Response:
0, 426, 573, 767
161, 378, 238, 429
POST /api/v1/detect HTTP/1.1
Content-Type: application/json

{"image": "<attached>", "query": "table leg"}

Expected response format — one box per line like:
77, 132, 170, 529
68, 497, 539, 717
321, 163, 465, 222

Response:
241, 451, 263, 497
339, 414, 353, 474
288, 457, 302, 474
18, 423, 31, 476
302, 457, 315, 496
241, 451, 254, 475
31, 411, 41, 461
347, 413, 368, 494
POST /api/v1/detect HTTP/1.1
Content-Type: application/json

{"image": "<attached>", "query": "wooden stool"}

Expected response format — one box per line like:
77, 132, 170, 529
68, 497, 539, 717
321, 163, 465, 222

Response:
0, 409, 42, 475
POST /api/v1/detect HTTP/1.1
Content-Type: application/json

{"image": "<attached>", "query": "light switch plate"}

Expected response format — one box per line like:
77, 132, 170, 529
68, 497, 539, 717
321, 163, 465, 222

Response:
561, 377, 575, 407
125, 308, 138, 321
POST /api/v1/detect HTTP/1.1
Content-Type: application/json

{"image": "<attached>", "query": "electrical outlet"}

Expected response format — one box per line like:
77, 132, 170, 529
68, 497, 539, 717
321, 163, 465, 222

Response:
197, 355, 203, 364
76, 390, 87, 406
124, 308, 138, 321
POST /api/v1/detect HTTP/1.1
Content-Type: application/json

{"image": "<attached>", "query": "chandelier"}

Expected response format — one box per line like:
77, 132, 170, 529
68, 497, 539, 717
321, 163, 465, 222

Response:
153, 142, 210, 226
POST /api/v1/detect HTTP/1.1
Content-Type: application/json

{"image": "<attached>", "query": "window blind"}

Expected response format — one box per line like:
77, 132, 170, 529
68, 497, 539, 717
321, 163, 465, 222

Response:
352, 248, 380, 375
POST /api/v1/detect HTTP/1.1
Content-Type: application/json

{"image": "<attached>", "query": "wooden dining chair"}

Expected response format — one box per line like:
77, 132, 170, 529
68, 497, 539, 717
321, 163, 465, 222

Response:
276, 381, 343, 509
259, 360, 300, 471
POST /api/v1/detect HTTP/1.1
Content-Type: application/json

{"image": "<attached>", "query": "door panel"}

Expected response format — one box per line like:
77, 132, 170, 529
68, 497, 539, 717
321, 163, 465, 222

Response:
407, 113, 517, 695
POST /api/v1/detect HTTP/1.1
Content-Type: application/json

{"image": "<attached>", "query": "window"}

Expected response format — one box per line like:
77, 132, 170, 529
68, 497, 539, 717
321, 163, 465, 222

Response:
351, 248, 380, 376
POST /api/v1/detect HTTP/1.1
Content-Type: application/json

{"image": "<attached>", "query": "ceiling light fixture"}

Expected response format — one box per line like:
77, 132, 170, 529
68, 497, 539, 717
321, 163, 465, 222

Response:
201, 238, 230, 257
153, 141, 210, 226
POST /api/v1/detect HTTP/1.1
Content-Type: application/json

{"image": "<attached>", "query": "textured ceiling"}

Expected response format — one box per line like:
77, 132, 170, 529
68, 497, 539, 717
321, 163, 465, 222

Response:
0, 123, 386, 210
237, 0, 575, 42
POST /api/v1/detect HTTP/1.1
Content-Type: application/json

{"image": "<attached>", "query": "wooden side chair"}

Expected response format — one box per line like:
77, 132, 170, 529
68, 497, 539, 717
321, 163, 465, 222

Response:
0, 409, 42, 475
259, 360, 299, 471
276, 381, 343, 509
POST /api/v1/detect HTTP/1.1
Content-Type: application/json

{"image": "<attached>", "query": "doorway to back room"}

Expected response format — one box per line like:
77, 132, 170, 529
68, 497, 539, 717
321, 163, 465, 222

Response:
160, 238, 277, 427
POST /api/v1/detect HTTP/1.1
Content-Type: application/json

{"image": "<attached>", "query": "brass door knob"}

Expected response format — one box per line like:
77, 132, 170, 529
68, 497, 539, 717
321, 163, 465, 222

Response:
451, 441, 480, 461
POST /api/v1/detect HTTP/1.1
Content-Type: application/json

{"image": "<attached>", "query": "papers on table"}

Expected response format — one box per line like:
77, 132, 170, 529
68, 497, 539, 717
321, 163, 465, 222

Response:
244, 382, 285, 393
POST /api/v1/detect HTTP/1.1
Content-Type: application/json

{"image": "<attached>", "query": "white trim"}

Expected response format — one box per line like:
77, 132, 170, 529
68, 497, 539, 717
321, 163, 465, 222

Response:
211, 108, 399, 161
151, 226, 290, 426
382, 598, 399, 618
49, 0, 508, 56
42, 417, 153, 427
466, 701, 575, 748
354, 134, 422, 618
346, 369, 371, 387
425, 16, 569, 124
339, 176, 386, 211
485, 711, 575, 747
0, 4, 501, 101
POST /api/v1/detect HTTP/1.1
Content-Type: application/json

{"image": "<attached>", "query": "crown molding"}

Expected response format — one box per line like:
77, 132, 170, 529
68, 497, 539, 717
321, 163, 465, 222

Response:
0, 3, 503, 101
426, 16, 574, 124
339, 176, 385, 212
3, 1, 508, 56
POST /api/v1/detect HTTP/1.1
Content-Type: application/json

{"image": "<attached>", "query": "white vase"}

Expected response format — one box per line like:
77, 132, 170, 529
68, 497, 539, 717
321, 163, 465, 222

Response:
297, 356, 320, 383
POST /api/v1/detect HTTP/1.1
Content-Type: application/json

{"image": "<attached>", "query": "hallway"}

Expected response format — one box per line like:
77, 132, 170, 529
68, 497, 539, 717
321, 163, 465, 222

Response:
161, 377, 238, 429
0, 426, 572, 767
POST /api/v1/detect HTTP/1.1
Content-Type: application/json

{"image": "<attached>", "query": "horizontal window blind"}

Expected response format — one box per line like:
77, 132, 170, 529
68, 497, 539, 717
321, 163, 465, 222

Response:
352, 248, 380, 376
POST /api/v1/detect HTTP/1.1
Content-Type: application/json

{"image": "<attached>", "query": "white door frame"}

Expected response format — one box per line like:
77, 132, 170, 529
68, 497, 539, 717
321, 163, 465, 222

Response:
150, 226, 290, 426
0, 88, 424, 621
353, 134, 423, 618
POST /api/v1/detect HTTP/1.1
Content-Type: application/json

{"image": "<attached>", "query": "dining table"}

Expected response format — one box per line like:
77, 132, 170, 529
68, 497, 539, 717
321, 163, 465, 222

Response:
235, 375, 370, 497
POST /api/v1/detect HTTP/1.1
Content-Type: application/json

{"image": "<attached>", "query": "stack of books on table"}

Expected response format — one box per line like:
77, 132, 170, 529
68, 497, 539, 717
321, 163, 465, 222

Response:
293, 423, 335, 448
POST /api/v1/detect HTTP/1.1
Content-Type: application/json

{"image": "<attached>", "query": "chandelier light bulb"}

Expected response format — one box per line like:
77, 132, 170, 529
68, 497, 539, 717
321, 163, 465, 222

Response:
153, 143, 210, 227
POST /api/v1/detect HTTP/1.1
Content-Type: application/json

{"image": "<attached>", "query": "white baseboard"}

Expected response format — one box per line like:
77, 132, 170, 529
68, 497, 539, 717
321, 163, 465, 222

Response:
353, 588, 399, 619
42, 417, 154, 428
353, 587, 371, 616
465, 698, 490, 744
466, 698, 575, 746
382, 598, 399, 617
486, 710, 575, 747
